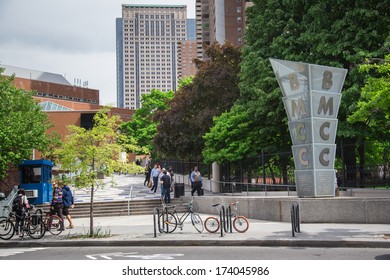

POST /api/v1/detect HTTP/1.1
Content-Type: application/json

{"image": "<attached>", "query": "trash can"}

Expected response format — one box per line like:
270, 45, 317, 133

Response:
174, 183, 185, 198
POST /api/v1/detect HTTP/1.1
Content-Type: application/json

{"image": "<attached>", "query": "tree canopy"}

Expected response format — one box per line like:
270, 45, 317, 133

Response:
154, 42, 242, 161
55, 109, 143, 236
120, 89, 174, 157
203, 0, 389, 168
0, 71, 53, 179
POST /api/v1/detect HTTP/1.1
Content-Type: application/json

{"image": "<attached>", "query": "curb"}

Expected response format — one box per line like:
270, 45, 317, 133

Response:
2, 239, 390, 249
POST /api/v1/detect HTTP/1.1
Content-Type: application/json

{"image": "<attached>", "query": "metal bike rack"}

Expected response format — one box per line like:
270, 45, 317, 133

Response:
291, 203, 301, 237
219, 205, 225, 237
226, 204, 232, 233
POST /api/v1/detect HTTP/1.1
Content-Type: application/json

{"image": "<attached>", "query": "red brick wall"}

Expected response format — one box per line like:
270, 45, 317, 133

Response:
13, 77, 99, 104
0, 165, 19, 196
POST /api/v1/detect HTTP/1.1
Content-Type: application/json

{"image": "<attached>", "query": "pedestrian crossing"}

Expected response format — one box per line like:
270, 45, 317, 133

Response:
0, 248, 47, 258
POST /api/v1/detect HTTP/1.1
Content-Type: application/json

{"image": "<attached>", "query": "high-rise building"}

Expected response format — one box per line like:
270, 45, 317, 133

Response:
196, 0, 253, 59
177, 18, 197, 79
116, 4, 187, 109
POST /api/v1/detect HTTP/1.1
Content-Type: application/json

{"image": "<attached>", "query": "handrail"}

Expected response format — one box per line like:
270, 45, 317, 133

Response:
0, 186, 18, 217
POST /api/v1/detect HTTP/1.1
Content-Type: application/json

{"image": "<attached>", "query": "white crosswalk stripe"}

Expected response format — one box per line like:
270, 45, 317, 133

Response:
0, 247, 47, 257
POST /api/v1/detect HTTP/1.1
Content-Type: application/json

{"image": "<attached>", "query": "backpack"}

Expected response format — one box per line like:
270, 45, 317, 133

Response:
12, 195, 23, 212
193, 171, 201, 182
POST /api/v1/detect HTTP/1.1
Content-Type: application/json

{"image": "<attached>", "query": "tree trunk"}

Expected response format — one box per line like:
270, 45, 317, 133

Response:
90, 181, 94, 237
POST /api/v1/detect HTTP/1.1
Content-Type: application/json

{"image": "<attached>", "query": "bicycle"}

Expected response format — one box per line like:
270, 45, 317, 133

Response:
159, 198, 203, 233
0, 205, 46, 240
204, 201, 249, 233
43, 211, 64, 235
0, 207, 15, 240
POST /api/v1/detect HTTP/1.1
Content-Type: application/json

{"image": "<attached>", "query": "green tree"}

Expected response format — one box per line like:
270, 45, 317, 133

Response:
0, 71, 54, 179
55, 109, 142, 236
348, 54, 390, 170
205, 0, 389, 181
154, 42, 242, 160
120, 89, 174, 157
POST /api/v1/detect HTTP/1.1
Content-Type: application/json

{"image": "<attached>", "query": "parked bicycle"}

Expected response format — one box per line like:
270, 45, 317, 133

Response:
0, 205, 45, 240
43, 211, 64, 235
204, 201, 249, 233
159, 198, 203, 233
0, 207, 15, 240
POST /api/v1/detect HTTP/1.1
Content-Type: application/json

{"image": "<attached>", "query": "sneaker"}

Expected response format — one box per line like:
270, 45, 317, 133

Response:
57, 228, 64, 231
67, 225, 74, 229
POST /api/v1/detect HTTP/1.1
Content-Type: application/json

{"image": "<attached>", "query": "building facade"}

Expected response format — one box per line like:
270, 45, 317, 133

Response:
116, 4, 188, 109
196, 0, 253, 59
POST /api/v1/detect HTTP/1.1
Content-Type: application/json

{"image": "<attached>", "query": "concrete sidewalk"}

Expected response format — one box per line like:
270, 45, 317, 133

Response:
1, 214, 390, 248
1, 174, 390, 248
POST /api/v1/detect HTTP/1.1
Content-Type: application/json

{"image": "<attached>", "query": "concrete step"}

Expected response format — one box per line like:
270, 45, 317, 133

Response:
36, 198, 187, 218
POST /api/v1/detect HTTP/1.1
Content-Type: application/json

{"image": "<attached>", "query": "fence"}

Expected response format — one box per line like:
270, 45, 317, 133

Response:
159, 145, 390, 192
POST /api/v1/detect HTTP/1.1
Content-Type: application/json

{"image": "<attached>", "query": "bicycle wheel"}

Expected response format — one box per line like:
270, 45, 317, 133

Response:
233, 216, 249, 233
158, 213, 177, 233
191, 213, 203, 233
28, 220, 45, 239
0, 218, 15, 240
204, 216, 220, 233
46, 215, 63, 235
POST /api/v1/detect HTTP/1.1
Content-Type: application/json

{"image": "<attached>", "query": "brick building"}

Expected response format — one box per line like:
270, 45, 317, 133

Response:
0, 65, 135, 194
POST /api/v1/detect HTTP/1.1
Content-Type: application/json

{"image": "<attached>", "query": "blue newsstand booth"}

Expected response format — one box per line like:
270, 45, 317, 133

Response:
20, 159, 54, 205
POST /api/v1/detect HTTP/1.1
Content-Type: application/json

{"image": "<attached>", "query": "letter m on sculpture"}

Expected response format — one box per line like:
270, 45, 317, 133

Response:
317, 96, 333, 116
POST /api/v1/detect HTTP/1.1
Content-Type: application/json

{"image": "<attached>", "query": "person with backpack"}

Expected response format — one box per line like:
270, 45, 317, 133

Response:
62, 183, 74, 229
13, 188, 30, 236
50, 181, 65, 231
190, 166, 203, 196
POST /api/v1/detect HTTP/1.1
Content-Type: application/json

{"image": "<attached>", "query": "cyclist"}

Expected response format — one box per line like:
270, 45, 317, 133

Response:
13, 188, 30, 236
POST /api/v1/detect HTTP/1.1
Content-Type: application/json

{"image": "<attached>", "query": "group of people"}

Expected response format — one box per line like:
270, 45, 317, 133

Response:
144, 163, 204, 203
145, 163, 175, 204
50, 180, 75, 231
13, 179, 75, 236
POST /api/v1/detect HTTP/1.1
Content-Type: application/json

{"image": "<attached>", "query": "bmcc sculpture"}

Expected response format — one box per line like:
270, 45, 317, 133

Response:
270, 58, 347, 197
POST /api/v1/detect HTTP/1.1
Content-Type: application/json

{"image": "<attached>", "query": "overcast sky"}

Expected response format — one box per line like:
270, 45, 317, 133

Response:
0, 0, 195, 106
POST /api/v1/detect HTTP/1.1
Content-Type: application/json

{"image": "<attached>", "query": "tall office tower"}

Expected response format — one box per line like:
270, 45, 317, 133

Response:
116, 4, 187, 109
196, 0, 253, 59
178, 18, 197, 79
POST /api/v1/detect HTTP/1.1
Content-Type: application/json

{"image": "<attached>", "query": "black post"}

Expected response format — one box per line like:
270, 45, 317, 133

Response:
220, 206, 225, 237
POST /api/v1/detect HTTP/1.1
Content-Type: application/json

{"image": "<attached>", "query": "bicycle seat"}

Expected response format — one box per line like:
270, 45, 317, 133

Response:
211, 203, 220, 207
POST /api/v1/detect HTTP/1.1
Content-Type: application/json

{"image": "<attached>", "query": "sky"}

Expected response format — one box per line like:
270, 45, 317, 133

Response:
0, 0, 195, 106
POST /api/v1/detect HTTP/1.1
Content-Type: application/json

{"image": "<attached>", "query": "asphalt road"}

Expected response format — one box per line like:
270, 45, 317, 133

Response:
1, 246, 389, 260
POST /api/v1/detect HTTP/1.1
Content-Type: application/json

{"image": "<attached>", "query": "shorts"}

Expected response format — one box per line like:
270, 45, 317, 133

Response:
62, 206, 70, 216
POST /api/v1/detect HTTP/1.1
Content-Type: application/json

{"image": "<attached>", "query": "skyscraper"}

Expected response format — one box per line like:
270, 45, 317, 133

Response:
116, 4, 187, 109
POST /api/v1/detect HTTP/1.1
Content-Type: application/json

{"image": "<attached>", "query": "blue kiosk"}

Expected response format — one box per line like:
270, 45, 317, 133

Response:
20, 159, 54, 205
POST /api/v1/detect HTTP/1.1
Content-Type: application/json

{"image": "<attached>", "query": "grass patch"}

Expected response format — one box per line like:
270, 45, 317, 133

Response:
65, 225, 112, 239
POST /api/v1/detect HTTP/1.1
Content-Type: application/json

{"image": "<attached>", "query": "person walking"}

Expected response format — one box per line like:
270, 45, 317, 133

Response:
144, 164, 151, 186
150, 163, 161, 194
50, 181, 65, 231
190, 166, 203, 196
160, 169, 171, 204
62, 183, 74, 229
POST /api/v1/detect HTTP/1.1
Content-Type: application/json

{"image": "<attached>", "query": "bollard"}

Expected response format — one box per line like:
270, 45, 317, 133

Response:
220, 206, 225, 237
291, 203, 301, 237
153, 207, 159, 238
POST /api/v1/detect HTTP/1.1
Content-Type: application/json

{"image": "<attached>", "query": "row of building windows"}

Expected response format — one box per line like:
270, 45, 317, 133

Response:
123, 37, 184, 42
36, 92, 97, 104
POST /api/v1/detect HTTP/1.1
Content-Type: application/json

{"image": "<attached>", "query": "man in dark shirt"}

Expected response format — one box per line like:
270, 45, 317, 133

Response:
160, 169, 171, 204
